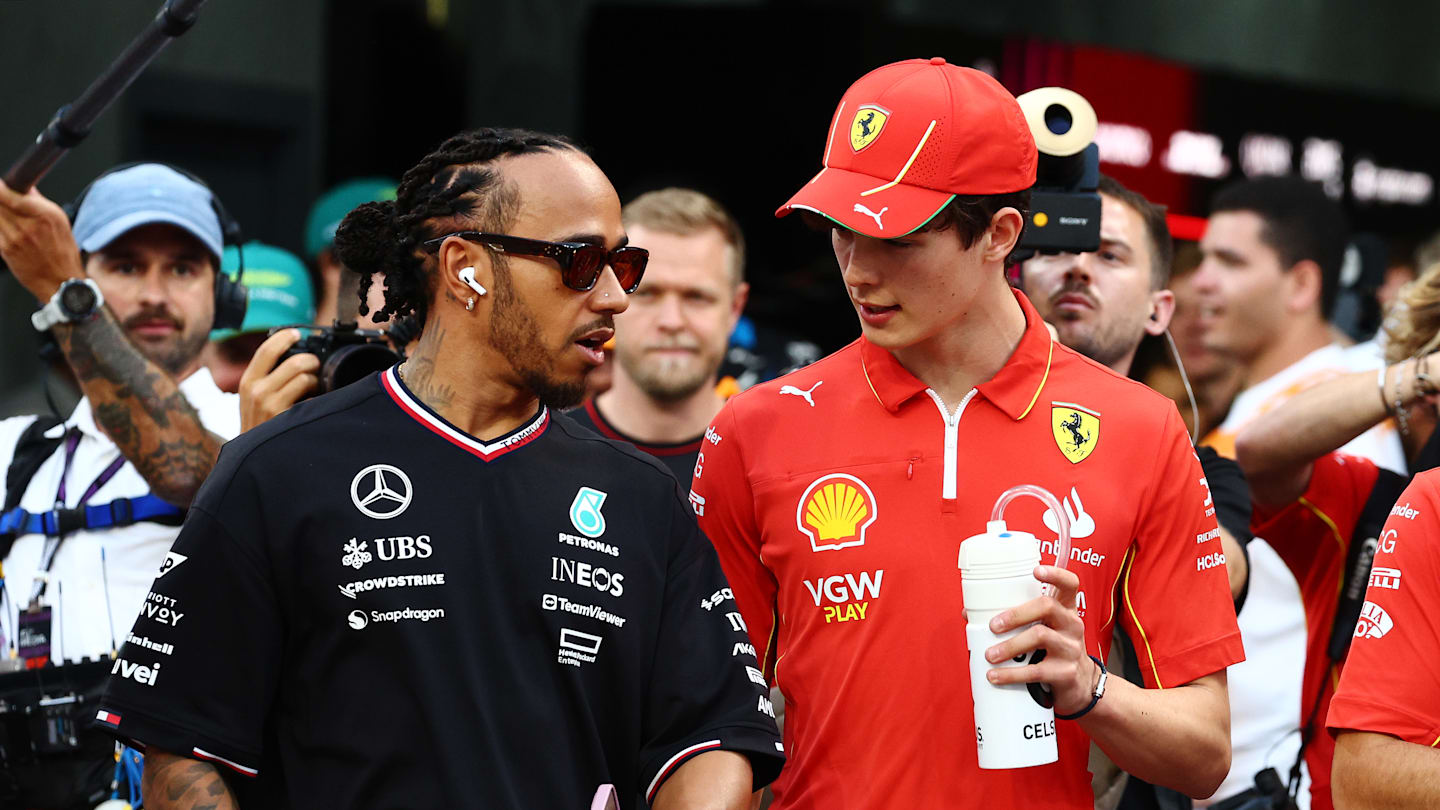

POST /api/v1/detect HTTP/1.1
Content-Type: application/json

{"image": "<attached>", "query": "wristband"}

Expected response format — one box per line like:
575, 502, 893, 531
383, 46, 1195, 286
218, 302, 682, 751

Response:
1055, 655, 1107, 721
1378, 366, 1395, 416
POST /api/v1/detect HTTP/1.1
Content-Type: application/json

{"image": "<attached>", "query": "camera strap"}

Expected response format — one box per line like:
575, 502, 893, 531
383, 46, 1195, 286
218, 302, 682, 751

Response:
0, 420, 184, 594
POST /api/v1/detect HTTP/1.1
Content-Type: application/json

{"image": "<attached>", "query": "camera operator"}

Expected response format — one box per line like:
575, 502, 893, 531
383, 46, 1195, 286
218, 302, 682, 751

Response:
0, 164, 244, 806
569, 188, 749, 483
1023, 176, 1253, 809
1024, 175, 1251, 603
305, 177, 397, 327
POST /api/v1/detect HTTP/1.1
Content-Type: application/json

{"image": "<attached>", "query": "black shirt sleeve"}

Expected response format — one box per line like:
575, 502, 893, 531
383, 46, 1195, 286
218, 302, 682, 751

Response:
94, 451, 283, 778
1196, 445, 1253, 610
1197, 445, 1253, 546
638, 492, 784, 805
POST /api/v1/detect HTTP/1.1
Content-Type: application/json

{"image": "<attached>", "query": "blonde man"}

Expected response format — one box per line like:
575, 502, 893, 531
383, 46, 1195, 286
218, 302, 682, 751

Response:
570, 188, 749, 483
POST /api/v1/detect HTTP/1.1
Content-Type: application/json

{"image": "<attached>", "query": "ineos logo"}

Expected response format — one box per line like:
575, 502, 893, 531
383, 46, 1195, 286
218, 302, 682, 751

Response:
350, 464, 413, 519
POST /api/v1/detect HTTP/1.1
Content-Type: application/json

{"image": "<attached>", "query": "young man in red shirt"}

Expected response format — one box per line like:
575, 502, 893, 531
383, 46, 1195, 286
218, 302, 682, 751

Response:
691, 58, 1244, 808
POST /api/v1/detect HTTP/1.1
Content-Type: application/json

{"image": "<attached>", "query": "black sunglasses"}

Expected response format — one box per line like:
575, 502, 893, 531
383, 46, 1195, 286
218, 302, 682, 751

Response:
423, 231, 648, 294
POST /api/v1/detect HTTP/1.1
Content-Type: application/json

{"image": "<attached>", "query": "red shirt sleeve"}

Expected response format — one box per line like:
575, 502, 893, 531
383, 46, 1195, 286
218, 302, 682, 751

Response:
692, 400, 781, 682
1327, 470, 1440, 747
1252, 452, 1379, 542
1119, 406, 1245, 688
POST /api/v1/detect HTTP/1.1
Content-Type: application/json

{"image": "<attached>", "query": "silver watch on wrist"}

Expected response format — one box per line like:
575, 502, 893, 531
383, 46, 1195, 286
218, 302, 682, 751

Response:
31, 278, 104, 332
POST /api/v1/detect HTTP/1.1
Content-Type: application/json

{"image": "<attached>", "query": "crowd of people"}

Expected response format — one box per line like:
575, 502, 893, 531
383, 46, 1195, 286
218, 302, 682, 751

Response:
0, 54, 1434, 810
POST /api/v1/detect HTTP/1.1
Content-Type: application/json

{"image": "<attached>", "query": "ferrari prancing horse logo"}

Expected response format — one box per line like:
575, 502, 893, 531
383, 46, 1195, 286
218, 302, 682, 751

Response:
1051, 403, 1100, 464
850, 105, 889, 152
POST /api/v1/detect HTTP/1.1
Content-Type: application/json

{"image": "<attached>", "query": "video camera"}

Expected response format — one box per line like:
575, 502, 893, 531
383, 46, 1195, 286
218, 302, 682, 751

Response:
274, 321, 405, 396
1014, 87, 1102, 261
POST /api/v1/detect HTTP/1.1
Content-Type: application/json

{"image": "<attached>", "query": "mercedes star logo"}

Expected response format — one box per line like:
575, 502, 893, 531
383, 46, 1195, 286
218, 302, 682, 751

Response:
350, 464, 413, 520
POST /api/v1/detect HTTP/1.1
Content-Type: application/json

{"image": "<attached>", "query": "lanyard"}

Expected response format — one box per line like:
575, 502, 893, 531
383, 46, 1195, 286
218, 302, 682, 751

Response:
29, 429, 126, 605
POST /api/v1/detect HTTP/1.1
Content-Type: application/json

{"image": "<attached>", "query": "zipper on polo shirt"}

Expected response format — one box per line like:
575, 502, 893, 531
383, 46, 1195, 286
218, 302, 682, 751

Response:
925, 389, 977, 501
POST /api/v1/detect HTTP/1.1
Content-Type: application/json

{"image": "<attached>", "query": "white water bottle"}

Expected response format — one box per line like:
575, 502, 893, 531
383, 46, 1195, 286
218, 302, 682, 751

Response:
958, 519, 1059, 769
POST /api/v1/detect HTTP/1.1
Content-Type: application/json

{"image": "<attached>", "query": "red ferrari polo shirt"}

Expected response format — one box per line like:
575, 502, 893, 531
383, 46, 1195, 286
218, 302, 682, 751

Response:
1328, 468, 1440, 749
1252, 452, 1389, 810
692, 290, 1243, 809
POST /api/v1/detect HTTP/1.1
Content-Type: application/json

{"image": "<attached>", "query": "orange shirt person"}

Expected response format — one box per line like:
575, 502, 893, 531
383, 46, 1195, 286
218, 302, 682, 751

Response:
691, 58, 1244, 808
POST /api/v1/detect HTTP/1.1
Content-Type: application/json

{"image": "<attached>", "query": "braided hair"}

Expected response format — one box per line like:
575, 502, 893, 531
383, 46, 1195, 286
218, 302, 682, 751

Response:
332, 128, 579, 325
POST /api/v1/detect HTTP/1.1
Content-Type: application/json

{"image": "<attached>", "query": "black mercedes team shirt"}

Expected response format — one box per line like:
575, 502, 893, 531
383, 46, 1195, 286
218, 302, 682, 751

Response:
96, 367, 783, 808
569, 399, 705, 485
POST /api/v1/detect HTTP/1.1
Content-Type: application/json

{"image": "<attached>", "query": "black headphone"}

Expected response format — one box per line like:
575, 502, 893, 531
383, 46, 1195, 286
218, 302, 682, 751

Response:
64, 161, 248, 331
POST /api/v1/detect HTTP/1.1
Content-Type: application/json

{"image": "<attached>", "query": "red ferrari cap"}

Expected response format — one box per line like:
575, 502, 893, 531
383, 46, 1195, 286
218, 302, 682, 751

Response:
777, 57, 1037, 238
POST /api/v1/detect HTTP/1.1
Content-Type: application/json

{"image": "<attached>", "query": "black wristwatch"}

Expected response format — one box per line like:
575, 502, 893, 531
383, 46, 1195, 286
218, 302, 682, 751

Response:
31, 279, 104, 331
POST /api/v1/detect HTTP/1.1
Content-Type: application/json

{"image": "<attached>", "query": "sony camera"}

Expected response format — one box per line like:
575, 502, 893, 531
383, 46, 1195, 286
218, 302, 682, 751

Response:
1014, 86, 1103, 259
274, 321, 402, 395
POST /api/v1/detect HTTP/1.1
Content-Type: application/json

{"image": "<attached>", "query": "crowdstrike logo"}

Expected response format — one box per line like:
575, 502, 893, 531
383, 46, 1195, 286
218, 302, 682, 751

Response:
350, 464, 413, 519
338, 572, 446, 599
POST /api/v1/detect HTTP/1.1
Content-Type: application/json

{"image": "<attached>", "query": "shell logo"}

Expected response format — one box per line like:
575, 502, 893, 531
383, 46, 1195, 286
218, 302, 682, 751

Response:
796, 473, 878, 552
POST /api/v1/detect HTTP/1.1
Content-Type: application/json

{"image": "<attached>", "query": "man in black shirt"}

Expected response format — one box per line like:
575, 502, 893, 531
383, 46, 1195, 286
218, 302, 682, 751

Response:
98, 129, 783, 809
570, 188, 750, 484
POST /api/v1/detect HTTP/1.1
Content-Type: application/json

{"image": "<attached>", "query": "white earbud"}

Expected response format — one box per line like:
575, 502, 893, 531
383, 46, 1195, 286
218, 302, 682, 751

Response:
458, 266, 487, 298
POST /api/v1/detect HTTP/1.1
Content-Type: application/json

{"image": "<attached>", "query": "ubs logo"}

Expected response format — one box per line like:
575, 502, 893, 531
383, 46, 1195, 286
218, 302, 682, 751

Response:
351, 464, 413, 520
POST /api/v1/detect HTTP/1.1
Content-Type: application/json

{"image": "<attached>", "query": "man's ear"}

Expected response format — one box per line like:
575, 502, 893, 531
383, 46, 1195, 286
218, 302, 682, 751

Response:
1285, 259, 1324, 315
983, 208, 1025, 264
1145, 289, 1177, 336
436, 236, 493, 307
728, 282, 750, 331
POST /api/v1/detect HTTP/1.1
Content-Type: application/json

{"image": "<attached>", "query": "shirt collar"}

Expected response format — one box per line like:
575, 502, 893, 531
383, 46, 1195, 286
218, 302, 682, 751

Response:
858, 287, 1054, 421
60, 366, 222, 441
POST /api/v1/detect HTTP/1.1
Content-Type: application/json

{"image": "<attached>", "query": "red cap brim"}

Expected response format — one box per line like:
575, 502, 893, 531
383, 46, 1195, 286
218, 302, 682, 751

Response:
775, 166, 955, 239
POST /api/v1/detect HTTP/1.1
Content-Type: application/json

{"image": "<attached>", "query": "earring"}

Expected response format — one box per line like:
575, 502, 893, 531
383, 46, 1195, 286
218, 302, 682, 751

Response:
466, 296, 476, 311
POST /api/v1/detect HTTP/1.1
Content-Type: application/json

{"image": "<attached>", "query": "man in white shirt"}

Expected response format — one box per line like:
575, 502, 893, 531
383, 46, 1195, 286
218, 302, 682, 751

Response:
0, 164, 243, 665
1191, 176, 1402, 809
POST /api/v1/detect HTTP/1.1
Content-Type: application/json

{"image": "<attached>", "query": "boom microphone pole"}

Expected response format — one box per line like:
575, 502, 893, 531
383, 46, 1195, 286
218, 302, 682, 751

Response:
2, 0, 210, 193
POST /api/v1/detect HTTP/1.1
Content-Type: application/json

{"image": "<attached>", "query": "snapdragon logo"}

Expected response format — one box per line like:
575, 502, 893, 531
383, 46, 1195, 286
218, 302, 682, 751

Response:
348, 606, 445, 629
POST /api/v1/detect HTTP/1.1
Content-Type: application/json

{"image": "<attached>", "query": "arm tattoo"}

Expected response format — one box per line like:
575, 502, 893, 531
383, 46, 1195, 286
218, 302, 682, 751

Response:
54, 309, 222, 506
141, 750, 240, 810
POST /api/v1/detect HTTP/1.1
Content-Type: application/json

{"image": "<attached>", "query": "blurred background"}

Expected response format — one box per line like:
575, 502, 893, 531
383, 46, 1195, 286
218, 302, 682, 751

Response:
2, 0, 1438, 415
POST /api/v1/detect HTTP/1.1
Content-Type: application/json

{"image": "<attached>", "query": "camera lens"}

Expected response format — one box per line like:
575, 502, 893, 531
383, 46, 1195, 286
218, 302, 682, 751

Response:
321, 343, 400, 393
